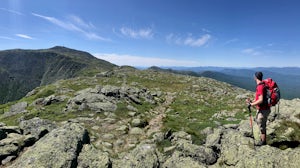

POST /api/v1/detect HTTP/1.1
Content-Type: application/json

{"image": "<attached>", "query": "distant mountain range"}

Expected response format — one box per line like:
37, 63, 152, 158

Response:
0, 46, 116, 104
151, 66, 300, 100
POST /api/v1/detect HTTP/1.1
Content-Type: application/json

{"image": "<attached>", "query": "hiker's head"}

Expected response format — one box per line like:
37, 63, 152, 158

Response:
254, 72, 263, 81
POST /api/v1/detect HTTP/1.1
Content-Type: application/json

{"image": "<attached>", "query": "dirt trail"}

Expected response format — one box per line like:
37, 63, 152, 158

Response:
146, 92, 176, 137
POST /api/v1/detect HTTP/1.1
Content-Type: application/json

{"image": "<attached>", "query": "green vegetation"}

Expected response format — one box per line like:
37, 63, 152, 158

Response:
0, 66, 250, 147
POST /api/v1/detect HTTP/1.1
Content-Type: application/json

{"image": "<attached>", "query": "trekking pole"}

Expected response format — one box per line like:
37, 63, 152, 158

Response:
248, 103, 256, 150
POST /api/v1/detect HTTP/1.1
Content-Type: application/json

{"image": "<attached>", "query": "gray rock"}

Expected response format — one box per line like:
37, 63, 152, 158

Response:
19, 117, 56, 139
131, 118, 148, 128
128, 111, 137, 117
0, 133, 25, 162
0, 126, 21, 134
4, 102, 28, 117
216, 128, 300, 168
205, 128, 223, 148
88, 102, 117, 112
129, 127, 144, 135
127, 105, 138, 112
103, 133, 115, 140
116, 125, 129, 133
42, 95, 67, 106
1, 155, 16, 165
115, 144, 159, 168
8, 123, 89, 168
77, 144, 111, 168
170, 131, 192, 144
163, 151, 206, 168
25, 89, 38, 97
176, 141, 217, 165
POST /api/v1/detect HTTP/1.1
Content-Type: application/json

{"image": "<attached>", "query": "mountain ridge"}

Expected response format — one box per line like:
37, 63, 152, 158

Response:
153, 66, 300, 99
0, 46, 116, 104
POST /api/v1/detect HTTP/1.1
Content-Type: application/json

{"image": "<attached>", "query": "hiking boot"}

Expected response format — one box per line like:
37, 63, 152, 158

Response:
255, 140, 267, 146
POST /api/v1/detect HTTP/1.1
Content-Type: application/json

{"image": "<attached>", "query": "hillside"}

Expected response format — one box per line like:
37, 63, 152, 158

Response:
0, 46, 116, 104
0, 66, 299, 167
159, 67, 300, 99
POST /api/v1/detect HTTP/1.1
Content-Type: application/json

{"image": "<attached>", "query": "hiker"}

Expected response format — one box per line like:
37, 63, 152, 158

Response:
246, 71, 271, 146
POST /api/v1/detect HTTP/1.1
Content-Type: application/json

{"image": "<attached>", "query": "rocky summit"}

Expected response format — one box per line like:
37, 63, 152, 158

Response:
0, 65, 300, 167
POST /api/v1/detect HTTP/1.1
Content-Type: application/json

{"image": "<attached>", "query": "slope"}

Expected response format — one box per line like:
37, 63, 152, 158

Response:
0, 46, 116, 104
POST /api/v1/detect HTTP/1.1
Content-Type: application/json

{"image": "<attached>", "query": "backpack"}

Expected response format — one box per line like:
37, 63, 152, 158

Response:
263, 78, 280, 107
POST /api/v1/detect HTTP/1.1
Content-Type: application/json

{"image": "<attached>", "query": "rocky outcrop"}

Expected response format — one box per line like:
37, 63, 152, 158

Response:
8, 122, 89, 168
19, 117, 57, 139
114, 144, 160, 168
66, 85, 159, 113
0, 124, 35, 165
3, 102, 28, 117
77, 144, 111, 168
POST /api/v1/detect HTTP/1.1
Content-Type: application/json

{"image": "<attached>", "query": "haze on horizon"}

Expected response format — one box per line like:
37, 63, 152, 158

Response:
1, 0, 300, 67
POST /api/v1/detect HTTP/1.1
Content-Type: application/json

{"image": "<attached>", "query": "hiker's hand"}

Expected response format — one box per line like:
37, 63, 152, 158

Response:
246, 98, 251, 104
246, 98, 252, 108
247, 103, 251, 109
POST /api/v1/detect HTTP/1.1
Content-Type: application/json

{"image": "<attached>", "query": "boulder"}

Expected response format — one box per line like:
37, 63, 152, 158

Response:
77, 144, 111, 168
176, 141, 217, 165
4, 102, 27, 117
0, 126, 21, 134
205, 128, 223, 149
129, 127, 144, 135
131, 118, 148, 128
114, 144, 159, 168
10, 102, 27, 114
88, 102, 117, 112
163, 151, 206, 168
216, 128, 300, 168
0, 133, 25, 162
19, 117, 57, 139
8, 123, 89, 168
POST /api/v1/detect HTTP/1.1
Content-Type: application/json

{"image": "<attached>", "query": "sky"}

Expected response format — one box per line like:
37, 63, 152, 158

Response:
1, 0, 300, 67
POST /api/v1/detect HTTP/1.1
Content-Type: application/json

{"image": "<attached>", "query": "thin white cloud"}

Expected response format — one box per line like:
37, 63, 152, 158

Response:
32, 13, 109, 41
15, 34, 34, 40
94, 53, 200, 67
0, 8, 23, 15
184, 34, 211, 47
166, 33, 211, 47
0, 36, 15, 40
120, 27, 153, 39
242, 48, 261, 56
224, 38, 239, 45
67, 15, 95, 29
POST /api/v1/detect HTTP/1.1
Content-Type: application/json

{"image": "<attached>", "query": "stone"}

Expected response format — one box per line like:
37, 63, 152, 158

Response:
7, 123, 89, 168
101, 85, 120, 97
10, 102, 27, 114
1, 155, 16, 165
19, 117, 56, 139
129, 127, 144, 135
127, 105, 138, 112
205, 128, 223, 148
77, 144, 111, 168
176, 141, 217, 165
115, 144, 159, 168
88, 102, 117, 112
102, 133, 115, 140
0, 126, 21, 134
128, 111, 137, 117
131, 118, 148, 128
116, 125, 129, 133
163, 151, 206, 168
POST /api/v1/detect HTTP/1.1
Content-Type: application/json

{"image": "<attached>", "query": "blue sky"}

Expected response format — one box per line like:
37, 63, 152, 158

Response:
1, 0, 300, 67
